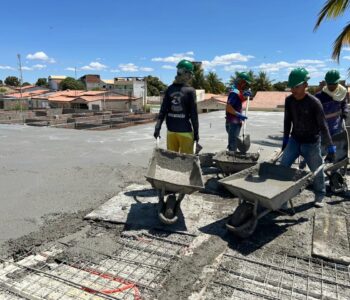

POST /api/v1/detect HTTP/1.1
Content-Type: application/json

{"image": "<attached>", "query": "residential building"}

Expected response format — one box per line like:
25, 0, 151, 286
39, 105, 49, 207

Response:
48, 76, 67, 90
113, 77, 146, 98
80, 74, 101, 90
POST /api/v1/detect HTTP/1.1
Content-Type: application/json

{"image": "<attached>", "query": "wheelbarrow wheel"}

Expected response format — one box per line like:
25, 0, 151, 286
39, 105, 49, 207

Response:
229, 202, 254, 227
330, 171, 348, 194
164, 194, 177, 219
226, 202, 258, 238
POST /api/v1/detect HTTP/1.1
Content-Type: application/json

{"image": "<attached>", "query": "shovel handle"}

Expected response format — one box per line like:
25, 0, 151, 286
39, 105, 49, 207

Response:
242, 96, 250, 135
156, 137, 160, 148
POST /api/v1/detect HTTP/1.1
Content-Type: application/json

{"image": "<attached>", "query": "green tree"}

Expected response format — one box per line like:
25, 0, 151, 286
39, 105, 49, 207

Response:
0, 79, 3, 85
4, 76, 20, 87
36, 78, 48, 87
22, 82, 31, 86
59, 77, 85, 90
314, 0, 350, 61
228, 70, 256, 94
205, 72, 226, 94
146, 75, 167, 96
191, 63, 208, 90
273, 81, 288, 91
253, 71, 273, 92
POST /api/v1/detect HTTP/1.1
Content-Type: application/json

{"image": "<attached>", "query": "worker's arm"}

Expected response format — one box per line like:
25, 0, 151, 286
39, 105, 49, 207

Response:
154, 90, 169, 138
189, 90, 199, 141
341, 98, 348, 120
282, 97, 292, 149
315, 100, 333, 146
226, 92, 245, 118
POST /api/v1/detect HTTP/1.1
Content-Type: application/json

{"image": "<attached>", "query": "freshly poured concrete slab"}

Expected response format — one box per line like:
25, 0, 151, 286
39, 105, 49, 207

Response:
312, 213, 350, 264
85, 184, 235, 235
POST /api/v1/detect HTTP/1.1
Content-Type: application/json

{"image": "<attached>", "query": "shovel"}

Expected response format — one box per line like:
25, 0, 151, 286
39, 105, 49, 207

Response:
236, 96, 251, 153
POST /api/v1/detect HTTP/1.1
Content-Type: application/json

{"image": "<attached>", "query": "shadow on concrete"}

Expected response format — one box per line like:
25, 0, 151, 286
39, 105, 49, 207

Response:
253, 140, 281, 147
199, 211, 308, 256
123, 190, 188, 233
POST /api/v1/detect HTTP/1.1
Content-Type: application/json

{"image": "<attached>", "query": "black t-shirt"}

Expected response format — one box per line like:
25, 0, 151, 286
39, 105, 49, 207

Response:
157, 83, 198, 135
284, 93, 332, 145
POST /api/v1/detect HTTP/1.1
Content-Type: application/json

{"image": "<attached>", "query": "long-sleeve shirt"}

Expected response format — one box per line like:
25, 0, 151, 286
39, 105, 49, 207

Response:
226, 88, 244, 124
315, 91, 348, 136
284, 93, 333, 146
156, 83, 198, 136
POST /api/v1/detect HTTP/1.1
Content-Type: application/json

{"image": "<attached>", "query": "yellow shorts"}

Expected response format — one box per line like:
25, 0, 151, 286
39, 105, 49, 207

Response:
167, 131, 194, 154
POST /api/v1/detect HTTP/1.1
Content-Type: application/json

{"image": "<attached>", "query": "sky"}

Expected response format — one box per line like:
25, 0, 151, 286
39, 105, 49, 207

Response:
1, 0, 350, 86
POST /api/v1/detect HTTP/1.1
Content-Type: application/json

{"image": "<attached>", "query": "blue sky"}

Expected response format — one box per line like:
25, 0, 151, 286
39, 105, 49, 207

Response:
1, 0, 350, 85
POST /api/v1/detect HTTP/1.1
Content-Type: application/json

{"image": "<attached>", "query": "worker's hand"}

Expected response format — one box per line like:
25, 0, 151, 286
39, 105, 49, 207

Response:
243, 89, 252, 98
325, 145, 336, 163
153, 127, 161, 139
282, 136, 289, 151
194, 132, 199, 142
342, 113, 348, 121
236, 112, 248, 121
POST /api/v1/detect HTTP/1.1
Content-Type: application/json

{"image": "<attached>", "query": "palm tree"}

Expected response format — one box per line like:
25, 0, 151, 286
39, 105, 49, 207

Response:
314, 0, 350, 61
253, 71, 273, 92
191, 63, 208, 90
206, 72, 226, 94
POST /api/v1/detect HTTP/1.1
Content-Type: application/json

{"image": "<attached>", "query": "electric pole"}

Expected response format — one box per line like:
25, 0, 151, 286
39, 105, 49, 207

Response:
17, 54, 23, 112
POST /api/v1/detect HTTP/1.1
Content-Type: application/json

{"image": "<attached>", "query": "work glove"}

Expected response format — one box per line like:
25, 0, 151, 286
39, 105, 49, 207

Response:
243, 89, 252, 98
154, 120, 162, 139
342, 113, 348, 121
236, 112, 248, 121
282, 136, 289, 151
325, 145, 336, 163
194, 132, 199, 142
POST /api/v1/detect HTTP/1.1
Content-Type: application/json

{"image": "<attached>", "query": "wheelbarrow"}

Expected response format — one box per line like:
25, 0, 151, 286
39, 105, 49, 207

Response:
212, 150, 260, 176
323, 128, 349, 194
219, 161, 324, 238
145, 147, 204, 225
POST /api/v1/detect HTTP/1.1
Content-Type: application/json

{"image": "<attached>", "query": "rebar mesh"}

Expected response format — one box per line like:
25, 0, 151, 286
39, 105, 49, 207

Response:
205, 250, 350, 300
0, 230, 192, 300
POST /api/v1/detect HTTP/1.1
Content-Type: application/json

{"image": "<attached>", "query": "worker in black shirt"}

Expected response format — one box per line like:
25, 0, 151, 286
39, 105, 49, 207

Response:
153, 60, 199, 154
281, 68, 336, 208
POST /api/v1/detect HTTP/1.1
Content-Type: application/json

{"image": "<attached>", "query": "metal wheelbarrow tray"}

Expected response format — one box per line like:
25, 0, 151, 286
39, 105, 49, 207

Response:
145, 148, 204, 225
145, 148, 204, 194
219, 162, 312, 237
219, 162, 311, 211
213, 151, 260, 175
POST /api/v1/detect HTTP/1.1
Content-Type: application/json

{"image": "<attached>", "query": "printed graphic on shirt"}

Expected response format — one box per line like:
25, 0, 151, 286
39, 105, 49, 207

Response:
170, 91, 184, 112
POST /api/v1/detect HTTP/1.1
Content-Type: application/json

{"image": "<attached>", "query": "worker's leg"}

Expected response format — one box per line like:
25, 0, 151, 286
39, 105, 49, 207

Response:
167, 131, 180, 152
280, 138, 300, 167
178, 133, 194, 154
302, 141, 325, 205
226, 122, 241, 151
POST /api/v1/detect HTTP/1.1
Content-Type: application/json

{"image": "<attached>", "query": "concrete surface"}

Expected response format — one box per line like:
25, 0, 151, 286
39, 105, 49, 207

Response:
84, 184, 236, 235
0, 111, 283, 245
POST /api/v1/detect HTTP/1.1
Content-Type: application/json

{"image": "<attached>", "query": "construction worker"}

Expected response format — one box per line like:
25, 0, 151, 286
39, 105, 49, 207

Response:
315, 70, 348, 136
153, 59, 199, 154
281, 68, 336, 208
225, 72, 252, 151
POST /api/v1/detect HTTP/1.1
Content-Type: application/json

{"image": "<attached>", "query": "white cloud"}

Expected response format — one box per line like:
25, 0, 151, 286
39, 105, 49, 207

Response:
26, 51, 55, 63
202, 53, 254, 70
343, 56, 350, 60
110, 69, 120, 73
162, 65, 176, 70
32, 64, 46, 70
140, 67, 154, 72
152, 51, 195, 63
118, 63, 153, 72
0, 65, 15, 70
119, 63, 138, 72
65, 67, 76, 71
342, 47, 350, 51
21, 66, 32, 71
81, 61, 107, 71
223, 64, 248, 72
296, 59, 324, 65
256, 61, 295, 72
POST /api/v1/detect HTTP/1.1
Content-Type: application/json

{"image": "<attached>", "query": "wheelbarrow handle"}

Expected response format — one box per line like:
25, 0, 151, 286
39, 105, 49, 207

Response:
271, 149, 284, 164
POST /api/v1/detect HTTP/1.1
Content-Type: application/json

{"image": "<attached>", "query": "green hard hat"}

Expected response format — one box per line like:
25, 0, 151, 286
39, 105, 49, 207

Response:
288, 68, 310, 88
237, 72, 252, 84
325, 70, 341, 84
176, 59, 194, 73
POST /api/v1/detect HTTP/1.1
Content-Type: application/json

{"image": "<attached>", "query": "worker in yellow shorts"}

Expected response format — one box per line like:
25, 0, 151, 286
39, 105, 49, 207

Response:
153, 59, 199, 154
